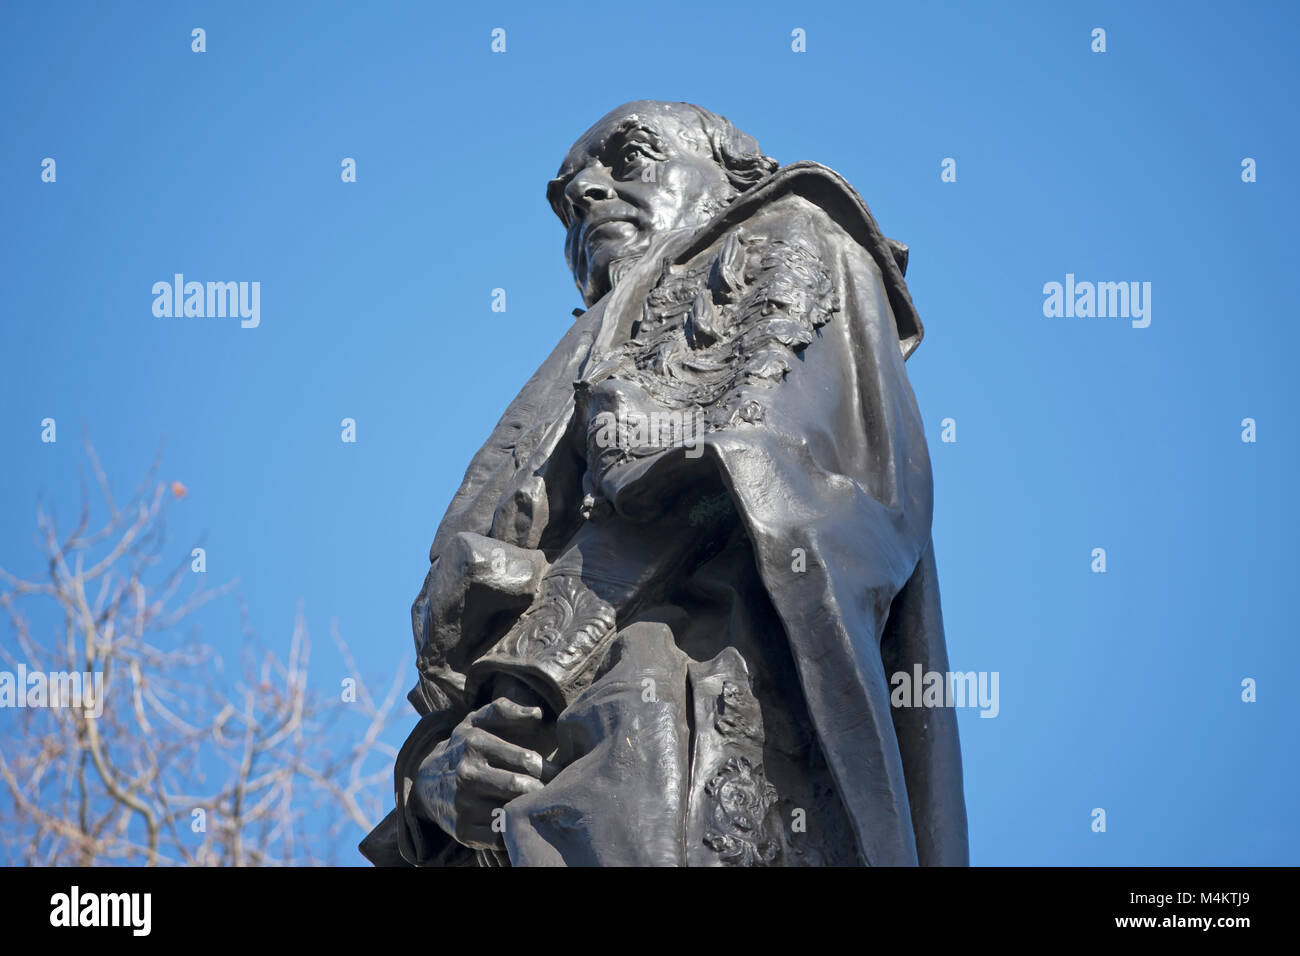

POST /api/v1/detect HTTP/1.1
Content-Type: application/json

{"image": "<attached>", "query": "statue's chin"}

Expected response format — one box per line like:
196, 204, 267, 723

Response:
579, 268, 609, 307
586, 225, 652, 288
580, 254, 645, 306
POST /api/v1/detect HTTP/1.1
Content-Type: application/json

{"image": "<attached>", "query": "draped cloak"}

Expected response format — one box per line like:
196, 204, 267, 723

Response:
360, 161, 969, 867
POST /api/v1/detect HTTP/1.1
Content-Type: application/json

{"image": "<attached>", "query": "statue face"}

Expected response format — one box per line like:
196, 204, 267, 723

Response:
549, 101, 739, 307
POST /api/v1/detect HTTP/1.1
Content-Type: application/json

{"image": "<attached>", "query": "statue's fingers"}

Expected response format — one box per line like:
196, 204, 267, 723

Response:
463, 764, 545, 802
473, 734, 546, 779
470, 697, 545, 733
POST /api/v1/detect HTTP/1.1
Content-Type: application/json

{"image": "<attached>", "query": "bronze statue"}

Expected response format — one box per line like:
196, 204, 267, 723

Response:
361, 101, 968, 866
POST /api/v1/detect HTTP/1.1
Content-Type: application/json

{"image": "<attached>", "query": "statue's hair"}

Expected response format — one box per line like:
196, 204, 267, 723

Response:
680, 103, 778, 193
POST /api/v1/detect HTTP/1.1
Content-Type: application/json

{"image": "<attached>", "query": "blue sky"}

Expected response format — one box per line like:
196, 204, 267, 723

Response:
2, 1, 1297, 865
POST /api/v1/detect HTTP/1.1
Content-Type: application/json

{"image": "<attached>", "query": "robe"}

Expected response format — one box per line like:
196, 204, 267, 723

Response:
360, 161, 969, 867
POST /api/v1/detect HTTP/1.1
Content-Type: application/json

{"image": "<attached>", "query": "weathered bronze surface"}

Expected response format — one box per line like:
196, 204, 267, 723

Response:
362, 101, 968, 867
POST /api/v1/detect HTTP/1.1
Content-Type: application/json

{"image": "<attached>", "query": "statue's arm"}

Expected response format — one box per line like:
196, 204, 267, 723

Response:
374, 415, 585, 864
380, 535, 552, 863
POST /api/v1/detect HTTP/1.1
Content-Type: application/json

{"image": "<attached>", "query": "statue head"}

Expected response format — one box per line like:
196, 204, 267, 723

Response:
547, 100, 777, 307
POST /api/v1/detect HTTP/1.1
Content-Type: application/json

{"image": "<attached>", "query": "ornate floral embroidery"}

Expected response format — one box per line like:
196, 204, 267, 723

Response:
701, 756, 781, 866
588, 230, 839, 438
492, 574, 616, 676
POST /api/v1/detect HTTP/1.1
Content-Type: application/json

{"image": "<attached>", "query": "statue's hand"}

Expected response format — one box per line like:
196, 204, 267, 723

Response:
415, 697, 554, 850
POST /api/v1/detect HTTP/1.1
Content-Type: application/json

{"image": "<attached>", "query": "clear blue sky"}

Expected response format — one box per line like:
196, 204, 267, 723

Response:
2, 1, 1296, 865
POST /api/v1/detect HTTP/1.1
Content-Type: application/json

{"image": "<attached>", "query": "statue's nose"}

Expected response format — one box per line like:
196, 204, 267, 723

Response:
565, 170, 616, 220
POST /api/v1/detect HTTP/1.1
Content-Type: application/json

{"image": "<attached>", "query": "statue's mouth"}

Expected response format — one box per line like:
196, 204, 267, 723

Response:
580, 218, 641, 281
584, 215, 636, 240
570, 212, 646, 303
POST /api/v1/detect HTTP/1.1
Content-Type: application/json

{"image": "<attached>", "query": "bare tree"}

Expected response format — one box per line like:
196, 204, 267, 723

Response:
0, 436, 404, 866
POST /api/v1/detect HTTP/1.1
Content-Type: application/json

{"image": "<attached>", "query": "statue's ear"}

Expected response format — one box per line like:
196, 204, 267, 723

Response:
886, 238, 909, 277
